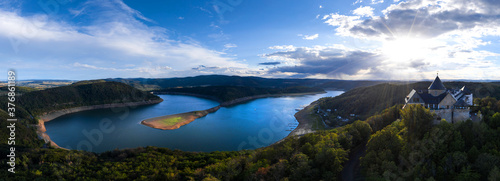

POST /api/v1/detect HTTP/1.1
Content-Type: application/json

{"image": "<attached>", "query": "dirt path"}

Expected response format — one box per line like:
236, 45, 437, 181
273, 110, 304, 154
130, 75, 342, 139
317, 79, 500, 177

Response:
341, 143, 366, 181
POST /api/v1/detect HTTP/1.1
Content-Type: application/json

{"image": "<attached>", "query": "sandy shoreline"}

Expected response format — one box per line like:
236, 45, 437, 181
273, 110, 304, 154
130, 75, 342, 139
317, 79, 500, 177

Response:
36, 99, 163, 149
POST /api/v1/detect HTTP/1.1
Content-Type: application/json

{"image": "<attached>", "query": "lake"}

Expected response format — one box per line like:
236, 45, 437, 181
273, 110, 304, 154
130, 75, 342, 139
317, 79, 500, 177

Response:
45, 91, 343, 153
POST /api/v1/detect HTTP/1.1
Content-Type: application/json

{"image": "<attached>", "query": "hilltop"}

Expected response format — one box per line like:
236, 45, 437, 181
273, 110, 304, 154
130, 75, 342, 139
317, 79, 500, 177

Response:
316, 81, 500, 120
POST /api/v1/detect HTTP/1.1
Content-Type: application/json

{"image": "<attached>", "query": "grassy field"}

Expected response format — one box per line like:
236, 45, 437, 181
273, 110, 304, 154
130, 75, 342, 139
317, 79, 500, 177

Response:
158, 116, 183, 126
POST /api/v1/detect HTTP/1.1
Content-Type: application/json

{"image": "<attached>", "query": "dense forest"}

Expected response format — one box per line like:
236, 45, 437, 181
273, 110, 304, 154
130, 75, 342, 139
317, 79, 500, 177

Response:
361, 97, 500, 180
14, 81, 161, 116
316, 82, 500, 120
158, 86, 325, 102
1, 80, 500, 180
106, 75, 388, 91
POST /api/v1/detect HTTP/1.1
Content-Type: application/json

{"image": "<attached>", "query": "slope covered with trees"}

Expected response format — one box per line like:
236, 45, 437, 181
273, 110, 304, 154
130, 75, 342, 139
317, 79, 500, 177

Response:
106, 75, 388, 91
316, 81, 500, 120
16, 81, 161, 116
361, 98, 500, 180
158, 86, 325, 102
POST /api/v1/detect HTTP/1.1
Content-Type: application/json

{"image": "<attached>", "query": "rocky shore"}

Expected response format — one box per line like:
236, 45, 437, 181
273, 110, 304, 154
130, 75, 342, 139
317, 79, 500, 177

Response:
288, 103, 319, 137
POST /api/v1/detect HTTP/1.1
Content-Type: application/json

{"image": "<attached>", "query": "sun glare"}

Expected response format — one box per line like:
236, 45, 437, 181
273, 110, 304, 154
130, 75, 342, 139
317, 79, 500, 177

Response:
382, 38, 430, 63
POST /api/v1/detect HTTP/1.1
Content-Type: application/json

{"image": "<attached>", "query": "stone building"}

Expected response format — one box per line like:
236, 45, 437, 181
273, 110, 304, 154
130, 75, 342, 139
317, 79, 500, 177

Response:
404, 75, 473, 123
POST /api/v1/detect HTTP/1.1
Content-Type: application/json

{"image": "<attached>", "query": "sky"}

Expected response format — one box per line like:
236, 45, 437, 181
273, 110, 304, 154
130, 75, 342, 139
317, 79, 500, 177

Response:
1, 0, 499, 80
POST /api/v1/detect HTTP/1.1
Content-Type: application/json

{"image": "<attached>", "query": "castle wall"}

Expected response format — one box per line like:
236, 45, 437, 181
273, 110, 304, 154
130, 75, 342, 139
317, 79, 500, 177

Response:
432, 109, 470, 124
453, 109, 470, 123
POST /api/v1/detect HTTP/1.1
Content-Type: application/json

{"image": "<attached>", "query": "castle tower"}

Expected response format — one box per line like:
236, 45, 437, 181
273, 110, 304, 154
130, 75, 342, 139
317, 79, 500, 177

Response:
428, 75, 446, 96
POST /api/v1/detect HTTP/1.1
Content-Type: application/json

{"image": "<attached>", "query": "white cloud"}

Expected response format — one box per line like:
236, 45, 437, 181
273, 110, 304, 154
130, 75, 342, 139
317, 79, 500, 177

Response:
353, 6, 374, 17
371, 0, 384, 4
302, 34, 319, 40
224, 43, 237, 49
319, 5, 323, 8
269, 45, 296, 51
322, 0, 500, 75
353, 0, 363, 5
0, 0, 248, 79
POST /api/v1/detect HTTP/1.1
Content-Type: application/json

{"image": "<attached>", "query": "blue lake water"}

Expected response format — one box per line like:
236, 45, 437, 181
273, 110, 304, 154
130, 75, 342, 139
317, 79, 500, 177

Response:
45, 91, 343, 153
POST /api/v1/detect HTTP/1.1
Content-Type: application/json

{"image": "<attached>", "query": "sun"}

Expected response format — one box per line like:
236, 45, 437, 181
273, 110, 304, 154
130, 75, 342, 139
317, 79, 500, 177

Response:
381, 37, 430, 63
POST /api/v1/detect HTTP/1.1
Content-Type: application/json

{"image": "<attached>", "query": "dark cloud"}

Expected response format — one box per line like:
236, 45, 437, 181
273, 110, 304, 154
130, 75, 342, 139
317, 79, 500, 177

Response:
258, 62, 281, 65
192, 65, 220, 70
267, 49, 383, 77
409, 59, 428, 69
266, 47, 315, 60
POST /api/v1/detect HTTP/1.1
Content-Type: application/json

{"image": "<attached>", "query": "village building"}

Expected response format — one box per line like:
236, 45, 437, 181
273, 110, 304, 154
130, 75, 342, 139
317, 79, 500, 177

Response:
404, 75, 473, 123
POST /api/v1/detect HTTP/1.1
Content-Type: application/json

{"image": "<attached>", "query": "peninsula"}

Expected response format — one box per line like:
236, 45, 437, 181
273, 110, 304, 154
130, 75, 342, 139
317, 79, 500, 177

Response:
141, 106, 220, 130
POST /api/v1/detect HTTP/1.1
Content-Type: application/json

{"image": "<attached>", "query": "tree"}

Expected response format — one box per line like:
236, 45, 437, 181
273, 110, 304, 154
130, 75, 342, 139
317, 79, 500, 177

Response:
400, 104, 434, 141
488, 112, 500, 129
489, 166, 500, 181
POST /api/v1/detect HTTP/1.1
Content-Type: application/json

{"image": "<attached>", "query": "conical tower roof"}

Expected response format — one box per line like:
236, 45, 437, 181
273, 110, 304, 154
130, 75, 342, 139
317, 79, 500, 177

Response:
428, 76, 446, 90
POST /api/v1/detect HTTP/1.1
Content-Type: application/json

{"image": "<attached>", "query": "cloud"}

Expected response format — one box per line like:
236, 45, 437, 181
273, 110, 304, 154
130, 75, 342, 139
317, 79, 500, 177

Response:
192, 65, 220, 70
301, 34, 319, 40
224, 43, 237, 49
0, 0, 247, 79
263, 45, 387, 78
353, 6, 374, 17
353, 0, 363, 5
316, 0, 500, 80
258, 62, 281, 66
325, 0, 500, 40
371, 0, 384, 4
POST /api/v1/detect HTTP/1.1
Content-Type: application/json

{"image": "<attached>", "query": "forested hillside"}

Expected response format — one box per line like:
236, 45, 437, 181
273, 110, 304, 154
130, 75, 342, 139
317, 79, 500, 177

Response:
16, 81, 161, 116
361, 98, 500, 180
106, 75, 388, 91
158, 86, 325, 102
317, 82, 500, 120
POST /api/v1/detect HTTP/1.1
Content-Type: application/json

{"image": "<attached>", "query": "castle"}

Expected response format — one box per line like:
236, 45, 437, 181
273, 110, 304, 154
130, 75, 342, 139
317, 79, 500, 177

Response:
404, 75, 473, 123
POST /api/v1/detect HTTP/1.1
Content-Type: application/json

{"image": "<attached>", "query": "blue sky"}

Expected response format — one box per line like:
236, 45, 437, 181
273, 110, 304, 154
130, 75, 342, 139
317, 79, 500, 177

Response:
1, 0, 499, 80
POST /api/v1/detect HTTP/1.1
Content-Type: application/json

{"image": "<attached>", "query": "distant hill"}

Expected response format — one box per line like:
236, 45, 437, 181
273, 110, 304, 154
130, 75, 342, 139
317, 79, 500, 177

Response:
317, 81, 500, 120
16, 81, 161, 116
158, 86, 325, 102
0, 80, 75, 89
105, 75, 388, 91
